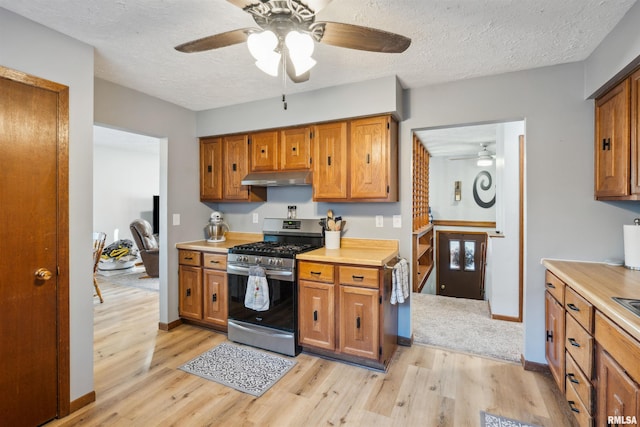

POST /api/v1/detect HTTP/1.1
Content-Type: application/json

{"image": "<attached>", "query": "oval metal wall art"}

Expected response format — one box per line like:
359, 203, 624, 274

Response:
473, 171, 495, 208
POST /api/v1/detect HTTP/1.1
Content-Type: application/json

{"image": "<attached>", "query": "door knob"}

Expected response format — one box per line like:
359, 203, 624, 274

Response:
35, 268, 52, 281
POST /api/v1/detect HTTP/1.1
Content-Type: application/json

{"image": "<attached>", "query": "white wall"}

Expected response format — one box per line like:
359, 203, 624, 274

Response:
93, 128, 160, 245
0, 8, 95, 401
429, 157, 496, 222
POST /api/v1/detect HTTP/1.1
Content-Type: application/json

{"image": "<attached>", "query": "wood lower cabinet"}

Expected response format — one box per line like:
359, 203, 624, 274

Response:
544, 267, 640, 427
178, 250, 228, 331
298, 260, 397, 370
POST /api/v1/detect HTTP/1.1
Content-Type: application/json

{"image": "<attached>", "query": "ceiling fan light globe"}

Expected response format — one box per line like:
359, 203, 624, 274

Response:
291, 56, 316, 76
285, 31, 314, 57
477, 157, 493, 167
247, 30, 279, 61
255, 54, 281, 76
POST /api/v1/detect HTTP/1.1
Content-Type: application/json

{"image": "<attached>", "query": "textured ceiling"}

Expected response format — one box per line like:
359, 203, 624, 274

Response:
0, 0, 636, 112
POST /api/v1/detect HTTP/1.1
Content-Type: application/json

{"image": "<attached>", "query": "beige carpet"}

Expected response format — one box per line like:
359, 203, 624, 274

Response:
412, 293, 522, 362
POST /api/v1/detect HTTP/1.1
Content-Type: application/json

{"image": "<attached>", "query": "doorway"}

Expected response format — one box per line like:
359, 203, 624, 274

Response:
0, 67, 70, 424
437, 231, 487, 299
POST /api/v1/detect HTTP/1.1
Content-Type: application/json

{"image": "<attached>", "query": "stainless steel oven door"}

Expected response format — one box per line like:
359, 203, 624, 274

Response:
227, 265, 296, 332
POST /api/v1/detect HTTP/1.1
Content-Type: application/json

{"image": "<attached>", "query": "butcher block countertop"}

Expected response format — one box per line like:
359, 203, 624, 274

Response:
542, 259, 640, 343
175, 232, 262, 254
297, 238, 399, 267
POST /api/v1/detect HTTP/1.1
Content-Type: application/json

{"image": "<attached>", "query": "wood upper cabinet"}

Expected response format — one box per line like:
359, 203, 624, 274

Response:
350, 115, 398, 201
594, 67, 640, 200
200, 137, 223, 201
280, 127, 311, 170
250, 130, 279, 172
312, 121, 348, 200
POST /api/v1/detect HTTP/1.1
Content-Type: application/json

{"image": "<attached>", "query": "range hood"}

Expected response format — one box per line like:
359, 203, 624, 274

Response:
241, 170, 312, 187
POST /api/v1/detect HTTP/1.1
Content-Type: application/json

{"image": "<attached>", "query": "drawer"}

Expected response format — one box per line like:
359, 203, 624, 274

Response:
565, 381, 593, 427
338, 266, 379, 289
203, 253, 227, 270
179, 250, 202, 266
565, 314, 594, 377
299, 261, 334, 283
545, 271, 565, 305
565, 286, 594, 333
565, 351, 593, 415
594, 311, 640, 383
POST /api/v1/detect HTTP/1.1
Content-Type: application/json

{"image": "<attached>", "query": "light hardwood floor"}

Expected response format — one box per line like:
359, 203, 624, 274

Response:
46, 282, 574, 427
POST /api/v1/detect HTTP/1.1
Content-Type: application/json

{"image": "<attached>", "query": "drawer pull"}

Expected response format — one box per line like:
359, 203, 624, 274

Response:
567, 303, 580, 312
567, 400, 581, 414
546, 282, 556, 289
566, 373, 580, 385
568, 338, 581, 348
356, 316, 361, 329
352, 275, 364, 281
545, 330, 553, 342
310, 271, 322, 275
184, 256, 193, 260
212, 293, 217, 302
313, 310, 318, 321
209, 260, 220, 264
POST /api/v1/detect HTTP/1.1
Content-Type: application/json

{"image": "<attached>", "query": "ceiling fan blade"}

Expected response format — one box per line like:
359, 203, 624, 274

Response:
175, 28, 257, 53
313, 21, 411, 53
449, 155, 478, 161
285, 54, 310, 83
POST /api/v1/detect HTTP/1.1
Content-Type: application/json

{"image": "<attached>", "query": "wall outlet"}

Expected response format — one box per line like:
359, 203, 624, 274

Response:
393, 215, 402, 228
252, 213, 259, 224
375, 215, 384, 227
172, 213, 180, 226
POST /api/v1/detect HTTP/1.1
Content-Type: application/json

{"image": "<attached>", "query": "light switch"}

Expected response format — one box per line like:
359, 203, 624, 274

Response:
393, 215, 402, 228
253, 213, 259, 223
172, 213, 180, 226
375, 215, 383, 227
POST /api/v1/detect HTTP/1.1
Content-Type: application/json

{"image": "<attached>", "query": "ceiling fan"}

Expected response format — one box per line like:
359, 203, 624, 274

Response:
174, 0, 411, 83
449, 143, 496, 166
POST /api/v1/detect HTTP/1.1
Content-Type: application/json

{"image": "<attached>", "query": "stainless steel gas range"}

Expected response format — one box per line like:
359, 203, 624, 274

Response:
226, 218, 324, 356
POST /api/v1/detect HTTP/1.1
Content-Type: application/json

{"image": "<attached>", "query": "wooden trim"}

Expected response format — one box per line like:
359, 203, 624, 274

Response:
518, 135, 524, 323
491, 314, 521, 322
397, 335, 413, 347
432, 220, 496, 228
159, 318, 183, 331
521, 355, 551, 373
69, 391, 95, 413
1, 66, 72, 419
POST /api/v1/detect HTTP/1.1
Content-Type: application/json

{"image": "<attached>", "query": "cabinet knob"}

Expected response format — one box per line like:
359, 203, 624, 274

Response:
602, 138, 611, 151
186, 288, 191, 297
356, 316, 361, 329
212, 293, 217, 302
313, 310, 318, 321
546, 330, 553, 342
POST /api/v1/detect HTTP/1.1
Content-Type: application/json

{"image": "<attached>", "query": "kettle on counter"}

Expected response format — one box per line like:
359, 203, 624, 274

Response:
206, 211, 229, 242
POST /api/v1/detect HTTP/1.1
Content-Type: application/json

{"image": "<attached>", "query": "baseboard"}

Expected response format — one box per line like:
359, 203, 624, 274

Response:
491, 313, 522, 322
159, 318, 182, 331
521, 355, 550, 374
69, 390, 95, 413
397, 334, 413, 347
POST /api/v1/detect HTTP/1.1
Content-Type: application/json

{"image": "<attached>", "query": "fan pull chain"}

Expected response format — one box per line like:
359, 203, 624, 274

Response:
282, 51, 287, 110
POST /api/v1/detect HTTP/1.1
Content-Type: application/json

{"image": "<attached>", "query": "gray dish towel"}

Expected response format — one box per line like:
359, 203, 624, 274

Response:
245, 265, 270, 311
391, 258, 409, 304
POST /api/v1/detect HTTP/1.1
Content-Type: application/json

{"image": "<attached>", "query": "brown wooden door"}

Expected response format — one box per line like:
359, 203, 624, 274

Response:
350, 116, 389, 199
298, 280, 335, 350
595, 78, 630, 197
631, 69, 640, 194
597, 348, 640, 426
312, 122, 348, 200
545, 291, 565, 392
203, 269, 227, 328
200, 137, 223, 201
436, 231, 487, 299
280, 127, 311, 170
339, 285, 379, 360
0, 68, 69, 425
223, 134, 250, 200
178, 265, 203, 320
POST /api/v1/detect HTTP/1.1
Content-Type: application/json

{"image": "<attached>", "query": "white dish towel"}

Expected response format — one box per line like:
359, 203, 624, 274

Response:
244, 265, 270, 311
391, 258, 409, 305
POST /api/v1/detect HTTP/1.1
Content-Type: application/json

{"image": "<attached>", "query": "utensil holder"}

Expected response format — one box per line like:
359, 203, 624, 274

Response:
325, 230, 341, 249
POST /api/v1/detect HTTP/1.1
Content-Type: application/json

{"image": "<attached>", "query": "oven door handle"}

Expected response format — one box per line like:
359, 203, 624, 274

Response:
227, 264, 294, 280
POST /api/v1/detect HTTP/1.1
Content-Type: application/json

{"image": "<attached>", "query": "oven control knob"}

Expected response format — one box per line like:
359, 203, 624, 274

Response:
255, 257, 262, 264
274, 258, 283, 266
240, 255, 248, 263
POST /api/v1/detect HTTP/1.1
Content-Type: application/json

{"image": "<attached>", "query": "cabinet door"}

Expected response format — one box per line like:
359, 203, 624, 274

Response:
299, 280, 335, 350
312, 122, 348, 200
545, 291, 565, 391
339, 285, 379, 360
200, 138, 223, 201
179, 265, 203, 320
595, 79, 630, 197
631, 69, 640, 194
597, 348, 640, 427
250, 130, 279, 172
280, 127, 311, 170
223, 134, 250, 200
350, 116, 389, 199
203, 269, 227, 328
